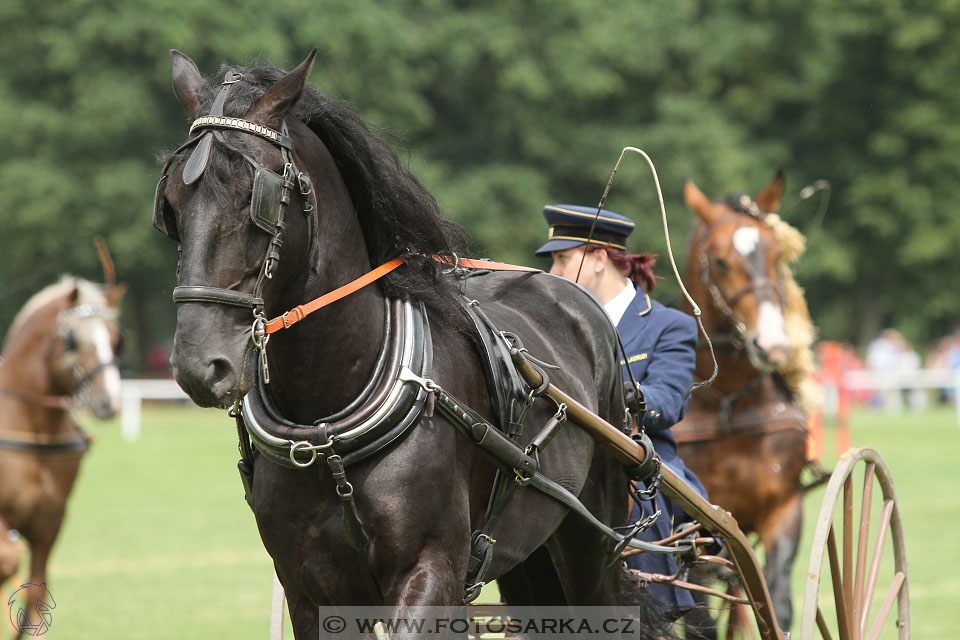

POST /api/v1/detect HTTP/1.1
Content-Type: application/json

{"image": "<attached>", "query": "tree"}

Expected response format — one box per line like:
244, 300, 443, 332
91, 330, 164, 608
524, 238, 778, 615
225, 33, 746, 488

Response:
2, 0, 958, 371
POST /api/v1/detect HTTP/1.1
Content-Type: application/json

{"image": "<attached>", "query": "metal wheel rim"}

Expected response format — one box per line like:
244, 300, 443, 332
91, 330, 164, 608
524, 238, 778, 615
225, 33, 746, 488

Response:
800, 447, 909, 639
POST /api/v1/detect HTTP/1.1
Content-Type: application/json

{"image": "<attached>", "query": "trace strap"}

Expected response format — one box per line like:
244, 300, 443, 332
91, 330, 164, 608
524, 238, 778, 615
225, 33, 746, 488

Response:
264, 257, 409, 333
263, 255, 539, 334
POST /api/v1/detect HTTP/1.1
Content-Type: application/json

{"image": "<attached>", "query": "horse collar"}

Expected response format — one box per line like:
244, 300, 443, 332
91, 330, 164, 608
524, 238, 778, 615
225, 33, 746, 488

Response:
239, 298, 433, 469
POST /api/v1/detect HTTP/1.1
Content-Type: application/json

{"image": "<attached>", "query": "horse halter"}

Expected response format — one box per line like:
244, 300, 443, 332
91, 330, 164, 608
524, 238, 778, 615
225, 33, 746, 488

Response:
56, 303, 122, 405
696, 202, 786, 348
153, 72, 316, 383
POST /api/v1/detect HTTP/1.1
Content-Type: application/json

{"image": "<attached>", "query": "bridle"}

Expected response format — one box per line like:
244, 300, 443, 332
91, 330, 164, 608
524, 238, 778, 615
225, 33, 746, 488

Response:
154, 71, 316, 383
58, 304, 122, 407
0, 304, 119, 412
695, 204, 786, 350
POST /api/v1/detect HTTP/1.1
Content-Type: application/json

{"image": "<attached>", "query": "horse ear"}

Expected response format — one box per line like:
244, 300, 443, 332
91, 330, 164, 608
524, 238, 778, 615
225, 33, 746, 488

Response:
67, 285, 80, 306
684, 179, 723, 226
171, 50, 205, 119
755, 169, 786, 213
106, 285, 127, 307
245, 48, 318, 130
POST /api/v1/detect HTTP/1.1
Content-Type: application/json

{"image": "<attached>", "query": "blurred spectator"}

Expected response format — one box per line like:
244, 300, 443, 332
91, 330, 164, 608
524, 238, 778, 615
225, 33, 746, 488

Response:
865, 329, 903, 409
927, 331, 960, 404
899, 342, 926, 411
864, 329, 926, 411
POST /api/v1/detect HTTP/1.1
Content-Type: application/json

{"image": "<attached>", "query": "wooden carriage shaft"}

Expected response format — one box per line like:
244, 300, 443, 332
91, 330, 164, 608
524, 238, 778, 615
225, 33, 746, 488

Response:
511, 353, 787, 640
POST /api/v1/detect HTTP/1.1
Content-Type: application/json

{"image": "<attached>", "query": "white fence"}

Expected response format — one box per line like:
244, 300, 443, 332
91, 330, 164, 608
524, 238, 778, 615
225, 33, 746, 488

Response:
120, 378, 189, 442
119, 369, 960, 441
824, 368, 960, 426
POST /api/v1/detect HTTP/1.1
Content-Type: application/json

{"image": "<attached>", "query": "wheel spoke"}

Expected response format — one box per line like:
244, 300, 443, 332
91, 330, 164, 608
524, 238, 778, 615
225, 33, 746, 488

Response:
827, 525, 852, 640
859, 499, 894, 635
843, 474, 854, 626
853, 462, 875, 616
865, 571, 905, 640
816, 606, 836, 640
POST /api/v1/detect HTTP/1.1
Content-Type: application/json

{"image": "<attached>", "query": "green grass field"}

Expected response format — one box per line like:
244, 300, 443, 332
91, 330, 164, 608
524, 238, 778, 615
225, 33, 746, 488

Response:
3, 404, 957, 638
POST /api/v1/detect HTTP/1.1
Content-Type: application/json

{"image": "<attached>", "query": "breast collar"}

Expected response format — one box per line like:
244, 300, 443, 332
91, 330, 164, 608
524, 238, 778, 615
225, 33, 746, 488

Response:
239, 298, 433, 468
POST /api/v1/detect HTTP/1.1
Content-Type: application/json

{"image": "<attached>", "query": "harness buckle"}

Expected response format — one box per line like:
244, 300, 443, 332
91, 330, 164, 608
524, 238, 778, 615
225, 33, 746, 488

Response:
281, 306, 305, 329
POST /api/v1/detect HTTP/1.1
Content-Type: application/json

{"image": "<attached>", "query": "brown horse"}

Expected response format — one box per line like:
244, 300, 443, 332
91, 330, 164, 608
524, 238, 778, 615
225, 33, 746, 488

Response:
0, 277, 124, 638
674, 172, 819, 632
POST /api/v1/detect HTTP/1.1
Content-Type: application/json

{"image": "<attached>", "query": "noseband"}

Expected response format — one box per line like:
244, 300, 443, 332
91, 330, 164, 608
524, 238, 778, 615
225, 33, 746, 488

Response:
154, 72, 316, 383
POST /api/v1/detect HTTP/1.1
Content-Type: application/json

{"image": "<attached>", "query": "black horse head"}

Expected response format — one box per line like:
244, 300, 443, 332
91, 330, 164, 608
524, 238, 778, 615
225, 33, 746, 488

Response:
157, 50, 467, 409
158, 51, 327, 408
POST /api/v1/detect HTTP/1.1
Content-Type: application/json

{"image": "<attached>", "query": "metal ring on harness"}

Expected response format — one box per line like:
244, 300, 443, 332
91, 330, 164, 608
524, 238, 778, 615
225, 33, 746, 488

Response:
288, 440, 333, 468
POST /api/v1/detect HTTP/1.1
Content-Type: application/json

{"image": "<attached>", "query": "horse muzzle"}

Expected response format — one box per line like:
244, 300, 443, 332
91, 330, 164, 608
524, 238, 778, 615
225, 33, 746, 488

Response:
746, 332, 791, 371
172, 349, 254, 408
171, 313, 255, 408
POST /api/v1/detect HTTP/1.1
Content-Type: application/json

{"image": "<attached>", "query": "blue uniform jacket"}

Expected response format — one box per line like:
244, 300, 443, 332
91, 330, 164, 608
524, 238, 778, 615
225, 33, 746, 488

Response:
618, 289, 709, 615
616, 290, 698, 471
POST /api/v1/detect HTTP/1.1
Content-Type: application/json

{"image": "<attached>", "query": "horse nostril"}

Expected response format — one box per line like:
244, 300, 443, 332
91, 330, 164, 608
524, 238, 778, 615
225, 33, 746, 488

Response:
760, 345, 789, 366
208, 357, 236, 388
171, 347, 244, 408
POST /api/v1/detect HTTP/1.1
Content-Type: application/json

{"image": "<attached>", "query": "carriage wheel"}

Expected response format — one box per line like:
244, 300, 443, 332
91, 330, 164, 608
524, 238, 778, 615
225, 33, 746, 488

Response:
800, 447, 909, 639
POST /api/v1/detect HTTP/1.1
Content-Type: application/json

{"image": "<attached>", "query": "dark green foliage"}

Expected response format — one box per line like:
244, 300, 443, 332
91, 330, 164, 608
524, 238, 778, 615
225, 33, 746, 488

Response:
2, 0, 958, 368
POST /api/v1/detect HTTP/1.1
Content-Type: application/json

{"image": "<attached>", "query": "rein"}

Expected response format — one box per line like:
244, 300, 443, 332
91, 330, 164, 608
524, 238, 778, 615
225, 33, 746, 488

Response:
263, 255, 538, 334
0, 387, 73, 410
0, 429, 91, 454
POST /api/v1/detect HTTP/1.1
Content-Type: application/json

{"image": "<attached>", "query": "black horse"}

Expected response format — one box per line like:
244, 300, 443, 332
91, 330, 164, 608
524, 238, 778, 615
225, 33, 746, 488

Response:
155, 50, 668, 638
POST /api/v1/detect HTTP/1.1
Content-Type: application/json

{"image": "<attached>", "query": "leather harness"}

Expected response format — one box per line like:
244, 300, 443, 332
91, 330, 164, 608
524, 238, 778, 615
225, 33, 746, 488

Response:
157, 77, 675, 603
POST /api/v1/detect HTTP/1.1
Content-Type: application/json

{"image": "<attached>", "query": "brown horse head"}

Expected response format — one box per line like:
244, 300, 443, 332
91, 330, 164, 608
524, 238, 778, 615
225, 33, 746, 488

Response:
3, 277, 124, 419
684, 171, 792, 371
158, 50, 319, 408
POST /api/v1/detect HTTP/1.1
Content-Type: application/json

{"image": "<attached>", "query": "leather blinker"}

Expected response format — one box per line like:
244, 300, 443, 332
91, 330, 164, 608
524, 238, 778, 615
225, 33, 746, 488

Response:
250, 167, 290, 234
153, 174, 180, 242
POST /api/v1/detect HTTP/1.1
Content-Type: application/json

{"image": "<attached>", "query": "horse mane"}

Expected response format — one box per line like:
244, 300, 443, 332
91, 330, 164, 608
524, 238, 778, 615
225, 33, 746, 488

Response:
762, 213, 821, 413
202, 61, 473, 315
6, 276, 111, 345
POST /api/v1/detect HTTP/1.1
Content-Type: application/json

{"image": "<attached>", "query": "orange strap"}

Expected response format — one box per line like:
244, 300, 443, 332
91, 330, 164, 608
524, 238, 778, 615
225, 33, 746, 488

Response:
264, 255, 540, 334
432, 255, 541, 272
264, 257, 409, 333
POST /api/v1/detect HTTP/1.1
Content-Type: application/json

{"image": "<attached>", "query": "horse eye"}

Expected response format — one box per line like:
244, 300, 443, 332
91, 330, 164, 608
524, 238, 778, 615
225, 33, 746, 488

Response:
712, 257, 729, 273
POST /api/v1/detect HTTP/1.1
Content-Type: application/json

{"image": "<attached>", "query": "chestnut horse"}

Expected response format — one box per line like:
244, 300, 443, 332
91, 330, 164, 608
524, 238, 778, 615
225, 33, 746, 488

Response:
674, 173, 818, 632
155, 50, 668, 638
0, 276, 124, 638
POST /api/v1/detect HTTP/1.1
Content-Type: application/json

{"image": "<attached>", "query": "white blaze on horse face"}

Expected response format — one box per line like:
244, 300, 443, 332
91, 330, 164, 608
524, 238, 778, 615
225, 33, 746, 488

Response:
91, 322, 122, 404
755, 300, 790, 358
732, 226, 761, 257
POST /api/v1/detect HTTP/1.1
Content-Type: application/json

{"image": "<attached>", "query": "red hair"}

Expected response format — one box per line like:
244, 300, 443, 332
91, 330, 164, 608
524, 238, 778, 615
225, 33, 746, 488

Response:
586, 244, 658, 293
